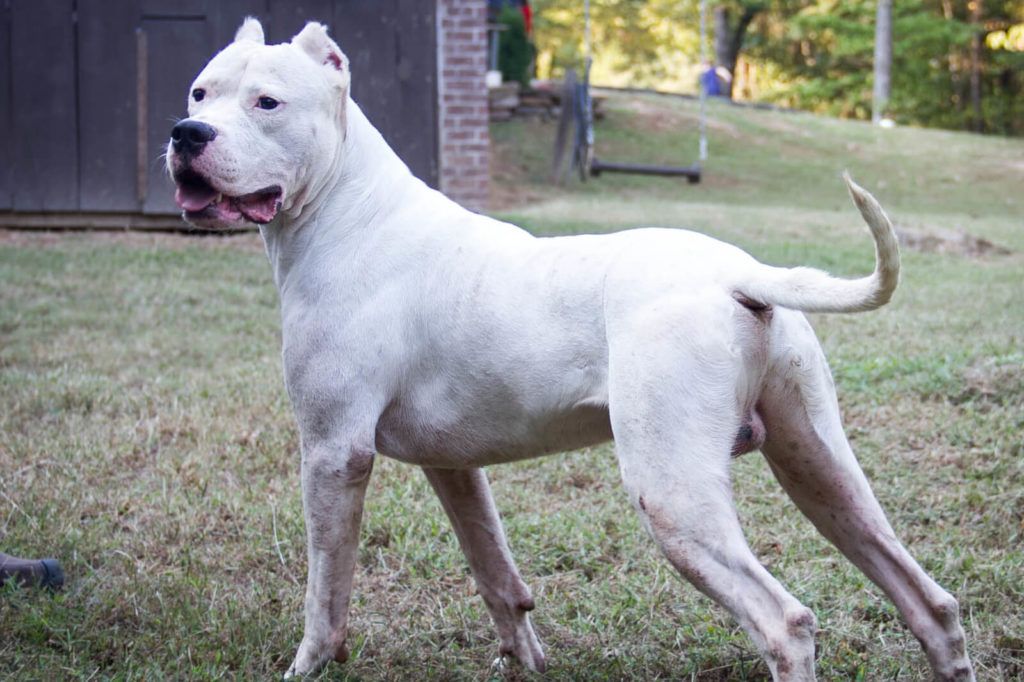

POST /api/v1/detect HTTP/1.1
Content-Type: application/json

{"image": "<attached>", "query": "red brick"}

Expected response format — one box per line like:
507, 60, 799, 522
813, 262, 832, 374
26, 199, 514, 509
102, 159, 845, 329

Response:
438, 0, 489, 210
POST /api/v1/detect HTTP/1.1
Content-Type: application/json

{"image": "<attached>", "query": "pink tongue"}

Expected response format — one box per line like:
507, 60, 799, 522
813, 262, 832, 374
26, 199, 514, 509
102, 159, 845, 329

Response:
237, 193, 280, 224
175, 185, 218, 212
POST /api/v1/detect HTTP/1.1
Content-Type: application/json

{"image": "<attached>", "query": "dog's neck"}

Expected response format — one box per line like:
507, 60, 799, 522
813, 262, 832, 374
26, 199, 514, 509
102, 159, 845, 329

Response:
260, 99, 426, 295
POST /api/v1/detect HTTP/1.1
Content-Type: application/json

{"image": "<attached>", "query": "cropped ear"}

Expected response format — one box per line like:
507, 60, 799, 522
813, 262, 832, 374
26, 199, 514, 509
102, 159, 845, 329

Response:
292, 22, 349, 76
234, 17, 265, 44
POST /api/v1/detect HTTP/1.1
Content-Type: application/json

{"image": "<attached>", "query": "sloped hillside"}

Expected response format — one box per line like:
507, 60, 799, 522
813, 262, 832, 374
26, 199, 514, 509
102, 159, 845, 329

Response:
491, 89, 1023, 254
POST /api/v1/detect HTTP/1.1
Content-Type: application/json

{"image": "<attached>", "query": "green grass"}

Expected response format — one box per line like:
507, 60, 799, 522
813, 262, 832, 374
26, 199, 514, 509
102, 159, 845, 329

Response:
2, 94, 1023, 680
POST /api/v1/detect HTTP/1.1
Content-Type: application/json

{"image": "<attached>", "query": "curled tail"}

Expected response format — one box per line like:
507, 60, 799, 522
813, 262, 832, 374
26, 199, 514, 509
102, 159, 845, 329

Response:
737, 173, 900, 313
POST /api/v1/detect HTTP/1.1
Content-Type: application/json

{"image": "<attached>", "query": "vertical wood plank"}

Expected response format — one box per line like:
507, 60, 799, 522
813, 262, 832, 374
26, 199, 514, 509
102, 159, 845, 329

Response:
395, 0, 438, 186
268, 0, 334, 42
136, 27, 148, 205
335, 1, 398, 138
0, 2, 12, 209
332, 0, 438, 186
141, 16, 212, 213
213, 0, 270, 48
333, 2, 397, 166
141, 0, 207, 17
10, 0, 78, 211
77, 0, 139, 211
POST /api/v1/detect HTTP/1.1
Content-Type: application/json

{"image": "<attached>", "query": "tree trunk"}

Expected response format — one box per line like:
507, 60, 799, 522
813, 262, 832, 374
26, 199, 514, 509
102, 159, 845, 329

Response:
872, 0, 893, 124
969, 0, 984, 132
939, 0, 966, 117
714, 4, 761, 98
714, 7, 732, 73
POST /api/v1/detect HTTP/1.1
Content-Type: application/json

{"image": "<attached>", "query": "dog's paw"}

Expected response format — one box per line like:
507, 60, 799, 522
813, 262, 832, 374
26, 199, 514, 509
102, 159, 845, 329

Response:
491, 655, 510, 674
491, 650, 547, 676
496, 618, 547, 674
284, 635, 349, 679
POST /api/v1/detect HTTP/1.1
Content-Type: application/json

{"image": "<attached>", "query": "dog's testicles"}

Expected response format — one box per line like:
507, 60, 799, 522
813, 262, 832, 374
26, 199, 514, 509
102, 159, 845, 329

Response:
731, 409, 767, 457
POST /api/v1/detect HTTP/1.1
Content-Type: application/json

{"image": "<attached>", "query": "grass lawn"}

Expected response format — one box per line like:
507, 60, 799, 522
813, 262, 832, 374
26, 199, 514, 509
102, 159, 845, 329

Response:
2, 92, 1023, 680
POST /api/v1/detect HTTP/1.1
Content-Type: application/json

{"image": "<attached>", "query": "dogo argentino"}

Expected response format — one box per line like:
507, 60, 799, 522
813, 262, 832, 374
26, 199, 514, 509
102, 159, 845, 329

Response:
167, 18, 975, 681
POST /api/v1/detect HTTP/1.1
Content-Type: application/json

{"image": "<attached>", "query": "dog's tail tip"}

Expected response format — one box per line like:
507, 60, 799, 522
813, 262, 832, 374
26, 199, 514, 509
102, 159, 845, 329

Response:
842, 173, 901, 311
737, 174, 901, 314
842, 170, 860, 201
855, 174, 901, 308
842, 171, 873, 212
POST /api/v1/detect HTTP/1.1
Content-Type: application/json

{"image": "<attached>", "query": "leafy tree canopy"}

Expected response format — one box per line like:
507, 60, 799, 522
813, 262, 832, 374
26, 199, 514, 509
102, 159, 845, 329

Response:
532, 0, 1024, 134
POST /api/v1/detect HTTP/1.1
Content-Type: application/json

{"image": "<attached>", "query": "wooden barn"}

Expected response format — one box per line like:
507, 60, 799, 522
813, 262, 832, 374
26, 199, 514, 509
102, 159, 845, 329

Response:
0, 0, 489, 229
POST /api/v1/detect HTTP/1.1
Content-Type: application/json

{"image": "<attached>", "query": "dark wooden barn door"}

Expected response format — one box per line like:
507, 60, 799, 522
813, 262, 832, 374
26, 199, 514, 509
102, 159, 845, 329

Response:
0, 0, 438, 216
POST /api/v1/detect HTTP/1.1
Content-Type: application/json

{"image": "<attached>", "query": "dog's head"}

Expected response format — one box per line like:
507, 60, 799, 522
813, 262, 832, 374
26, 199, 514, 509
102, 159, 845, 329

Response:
167, 18, 350, 230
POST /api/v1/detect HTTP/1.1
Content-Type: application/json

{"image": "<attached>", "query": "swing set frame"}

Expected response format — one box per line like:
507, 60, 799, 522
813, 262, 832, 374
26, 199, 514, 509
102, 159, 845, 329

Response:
552, 0, 710, 184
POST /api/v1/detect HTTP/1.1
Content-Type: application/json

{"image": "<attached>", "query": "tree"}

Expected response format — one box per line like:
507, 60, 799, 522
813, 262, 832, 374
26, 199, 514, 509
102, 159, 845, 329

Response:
497, 7, 536, 86
872, 0, 892, 123
969, 0, 984, 131
532, 0, 701, 88
531, 0, 1024, 134
714, 2, 765, 97
743, 0, 1023, 134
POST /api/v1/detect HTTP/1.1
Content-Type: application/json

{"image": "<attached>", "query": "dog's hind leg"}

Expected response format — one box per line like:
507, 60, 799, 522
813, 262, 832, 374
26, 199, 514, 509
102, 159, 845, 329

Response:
608, 304, 817, 681
423, 467, 546, 672
759, 309, 974, 681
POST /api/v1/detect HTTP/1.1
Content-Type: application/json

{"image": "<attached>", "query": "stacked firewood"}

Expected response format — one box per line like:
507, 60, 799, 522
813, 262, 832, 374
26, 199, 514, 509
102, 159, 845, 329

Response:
488, 81, 605, 122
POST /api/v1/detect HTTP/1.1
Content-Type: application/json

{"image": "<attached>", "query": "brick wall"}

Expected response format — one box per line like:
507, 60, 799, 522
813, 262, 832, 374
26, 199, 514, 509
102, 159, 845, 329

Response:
436, 0, 489, 210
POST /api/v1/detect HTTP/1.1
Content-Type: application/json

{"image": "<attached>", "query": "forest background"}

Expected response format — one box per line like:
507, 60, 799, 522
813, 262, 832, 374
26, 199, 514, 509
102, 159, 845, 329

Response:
527, 0, 1024, 135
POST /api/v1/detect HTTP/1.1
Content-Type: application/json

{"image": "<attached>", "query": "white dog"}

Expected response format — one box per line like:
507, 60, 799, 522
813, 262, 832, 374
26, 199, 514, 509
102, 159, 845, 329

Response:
167, 19, 974, 681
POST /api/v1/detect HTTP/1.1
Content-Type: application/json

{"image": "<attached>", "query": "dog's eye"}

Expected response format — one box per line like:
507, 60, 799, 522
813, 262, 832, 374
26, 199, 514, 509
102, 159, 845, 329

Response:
257, 96, 279, 110
192, 88, 205, 102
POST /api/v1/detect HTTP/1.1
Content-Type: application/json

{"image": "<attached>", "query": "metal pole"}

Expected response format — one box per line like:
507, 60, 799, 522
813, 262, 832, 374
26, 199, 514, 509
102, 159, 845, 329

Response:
698, 0, 708, 161
583, 0, 594, 155
584, 0, 591, 68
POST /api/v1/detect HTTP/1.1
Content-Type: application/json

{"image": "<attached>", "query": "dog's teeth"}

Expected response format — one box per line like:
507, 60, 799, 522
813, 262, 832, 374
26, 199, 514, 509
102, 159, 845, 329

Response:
215, 193, 223, 203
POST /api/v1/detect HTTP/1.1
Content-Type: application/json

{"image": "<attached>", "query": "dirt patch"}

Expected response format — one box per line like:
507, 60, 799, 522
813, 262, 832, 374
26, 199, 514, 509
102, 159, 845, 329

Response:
958, 359, 1024, 405
751, 114, 809, 137
616, 98, 690, 132
612, 96, 741, 136
1002, 159, 1024, 174
896, 226, 1012, 257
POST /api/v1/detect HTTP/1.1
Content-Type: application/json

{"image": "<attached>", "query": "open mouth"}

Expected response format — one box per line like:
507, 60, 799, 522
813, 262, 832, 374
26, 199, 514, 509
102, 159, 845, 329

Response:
174, 169, 283, 225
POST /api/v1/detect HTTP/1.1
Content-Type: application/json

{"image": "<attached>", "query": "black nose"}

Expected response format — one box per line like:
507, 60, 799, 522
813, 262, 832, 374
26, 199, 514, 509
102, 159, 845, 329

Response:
171, 119, 217, 156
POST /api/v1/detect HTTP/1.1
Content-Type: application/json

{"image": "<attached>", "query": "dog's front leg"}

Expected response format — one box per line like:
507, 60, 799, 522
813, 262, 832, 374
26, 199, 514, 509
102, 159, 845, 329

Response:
285, 439, 375, 679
